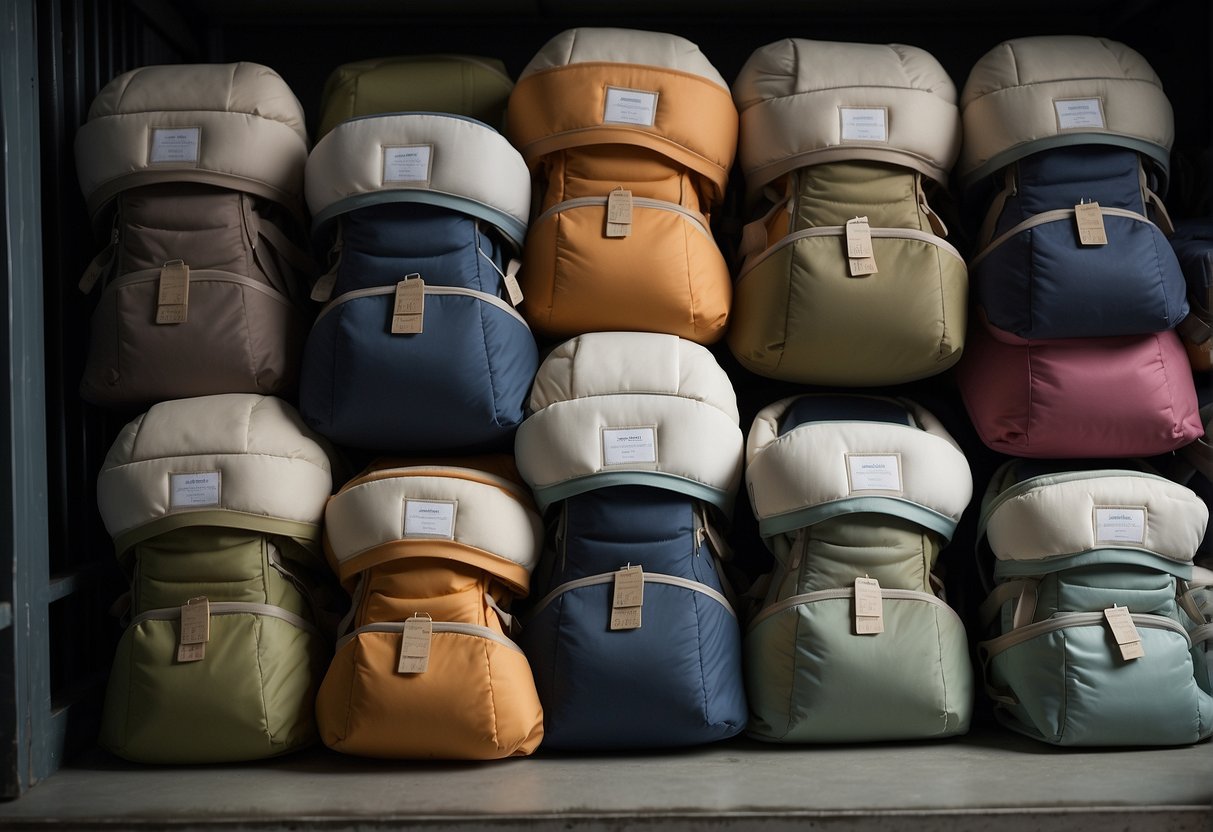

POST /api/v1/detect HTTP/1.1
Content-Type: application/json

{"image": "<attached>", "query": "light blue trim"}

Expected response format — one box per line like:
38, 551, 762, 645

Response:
533, 472, 733, 515
993, 548, 1194, 581
311, 190, 527, 250
962, 133, 1171, 191
757, 496, 958, 542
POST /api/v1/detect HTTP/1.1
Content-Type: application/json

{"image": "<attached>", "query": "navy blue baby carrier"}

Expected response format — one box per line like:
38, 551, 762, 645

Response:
513, 331, 749, 749
298, 112, 537, 453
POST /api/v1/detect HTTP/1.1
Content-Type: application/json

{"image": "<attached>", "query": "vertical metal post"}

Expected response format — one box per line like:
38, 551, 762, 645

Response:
0, 0, 53, 799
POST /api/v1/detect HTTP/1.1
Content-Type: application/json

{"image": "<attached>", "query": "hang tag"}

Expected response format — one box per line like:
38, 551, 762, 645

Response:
156, 260, 189, 324
503, 259, 524, 306
610, 565, 644, 631
397, 614, 433, 674
845, 217, 878, 276
605, 189, 633, 238
177, 596, 209, 663
391, 274, 424, 334
854, 577, 884, 635
1075, 201, 1108, 246
1104, 605, 1144, 661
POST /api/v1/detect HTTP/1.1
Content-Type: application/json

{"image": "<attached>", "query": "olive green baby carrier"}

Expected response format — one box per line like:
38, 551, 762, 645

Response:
977, 460, 1213, 746
95, 394, 334, 763
742, 394, 974, 742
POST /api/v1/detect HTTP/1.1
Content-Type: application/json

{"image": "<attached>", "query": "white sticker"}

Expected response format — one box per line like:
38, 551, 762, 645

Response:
602, 427, 658, 466
170, 471, 221, 508
1094, 507, 1147, 544
150, 127, 200, 164
603, 87, 658, 127
404, 499, 456, 539
383, 145, 432, 183
840, 108, 888, 142
1055, 98, 1106, 130
847, 454, 902, 493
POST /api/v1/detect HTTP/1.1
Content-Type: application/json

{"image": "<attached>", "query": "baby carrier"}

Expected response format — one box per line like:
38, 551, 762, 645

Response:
514, 331, 748, 748
977, 460, 1213, 746
315, 457, 545, 759
316, 54, 514, 137
506, 28, 736, 344
75, 62, 313, 407
728, 39, 967, 385
95, 394, 334, 763
743, 394, 974, 742
299, 112, 537, 453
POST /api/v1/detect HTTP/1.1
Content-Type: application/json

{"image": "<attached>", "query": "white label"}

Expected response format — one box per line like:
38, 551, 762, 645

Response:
840, 108, 888, 142
847, 454, 902, 493
1094, 507, 1147, 544
604, 87, 658, 126
150, 127, 200, 164
1055, 98, 1106, 130
383, 145, 432, 183
170, 471, 220, 508
404, 499, 456, 539
602, 427, 658, 466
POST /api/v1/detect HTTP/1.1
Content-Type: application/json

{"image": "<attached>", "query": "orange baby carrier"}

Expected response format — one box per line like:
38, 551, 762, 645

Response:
506, 27, 737, 344
314, 456, 544, 759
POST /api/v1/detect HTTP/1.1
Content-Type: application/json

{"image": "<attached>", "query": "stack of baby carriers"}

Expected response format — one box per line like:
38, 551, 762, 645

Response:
728, 39, 967, 385
299, 68, 536, 453
742, 394, 974, 741
505, 28, 737, 344
74, 62, 314, 407
94, 394, 334, 763
955, 36, 1202, 457
976, 459, 1213, 746
513, 332, 749, 748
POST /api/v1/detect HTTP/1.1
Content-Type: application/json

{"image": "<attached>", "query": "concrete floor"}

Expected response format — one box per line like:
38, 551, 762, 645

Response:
0, 728, 1209, 831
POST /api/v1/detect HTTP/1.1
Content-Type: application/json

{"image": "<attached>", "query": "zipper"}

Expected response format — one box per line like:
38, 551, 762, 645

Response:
315, 283, 530, 328
527, 571, 736, 620
130, 601, 319, 636
534, 195, 713, 239
102, 267, 294, 306
982, 611, 1192, 656
971, 206, 1161, 269
738, 224, 964, 283
747, 586, 958, 633
335, 620, 523, 654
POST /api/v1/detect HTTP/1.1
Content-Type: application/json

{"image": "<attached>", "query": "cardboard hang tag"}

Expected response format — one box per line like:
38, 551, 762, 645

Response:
1075, 201, 1108, 246
854, 577, 884, 635
156, 260, 190, 325
397, 614, 433, 674
177, 596, 209, 663
845, 217, 878, 276
605, 189, 633, 238
391, 274, 424, 334
1103, 605, 1144, 661
610, 565, 644, 631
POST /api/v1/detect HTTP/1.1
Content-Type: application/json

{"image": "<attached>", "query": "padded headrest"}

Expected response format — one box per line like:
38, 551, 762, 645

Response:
323, 456, 543, 596
515, 332, 743, 513
506, 28, 737, 201
733, 39, 960, 198
316, 54, 514, 138
306, 112, 531, 249
980, 463, 1207, 578
959, 36, 1173, 190
97, 394, 333, 563
75, 62, 310, 222
745, 395, 972, 541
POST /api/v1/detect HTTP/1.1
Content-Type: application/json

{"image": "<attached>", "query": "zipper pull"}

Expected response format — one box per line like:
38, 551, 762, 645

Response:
916, 176, 949, 237
78, 225, 120, 293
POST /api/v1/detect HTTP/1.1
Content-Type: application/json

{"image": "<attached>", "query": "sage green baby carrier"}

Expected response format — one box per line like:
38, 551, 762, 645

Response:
977, 460, 1213, 746
95, 394, 334, 763
743, 394, 974, 742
